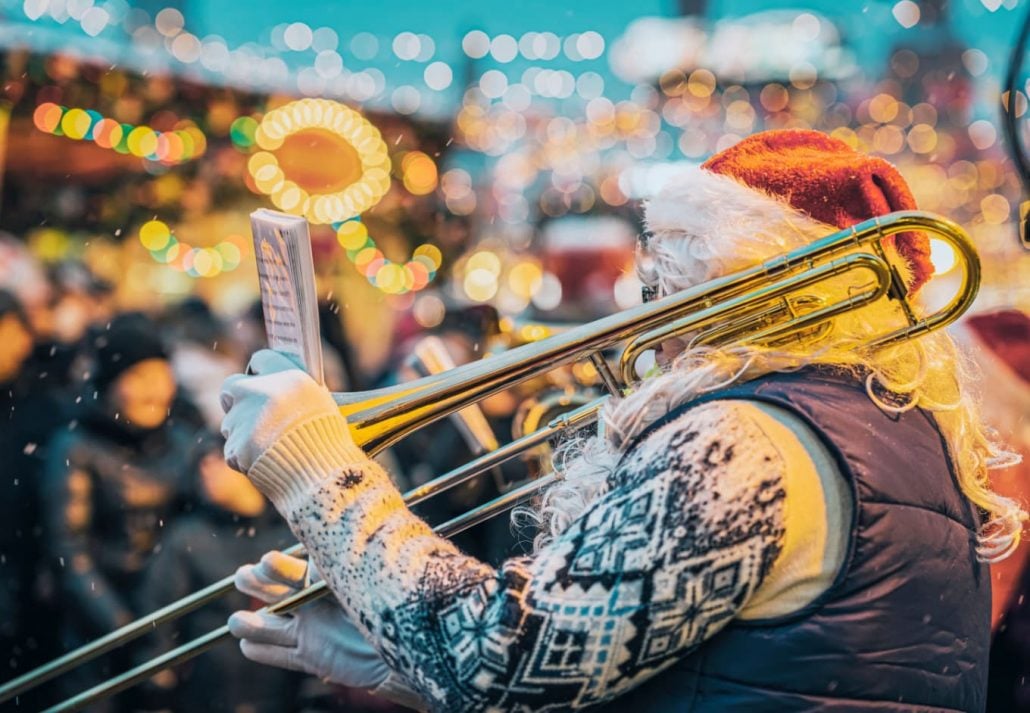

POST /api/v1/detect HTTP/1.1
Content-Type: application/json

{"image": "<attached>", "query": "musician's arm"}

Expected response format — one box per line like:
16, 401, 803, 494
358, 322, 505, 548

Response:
250, 397, 786, 711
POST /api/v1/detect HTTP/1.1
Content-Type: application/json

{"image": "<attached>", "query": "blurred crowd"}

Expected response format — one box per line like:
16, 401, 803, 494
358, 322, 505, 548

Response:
0, 241, 531, 712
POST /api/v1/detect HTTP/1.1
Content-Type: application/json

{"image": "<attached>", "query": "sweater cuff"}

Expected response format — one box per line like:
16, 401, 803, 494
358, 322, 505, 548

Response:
372, 672, 428, 712
248, 412, 369, 511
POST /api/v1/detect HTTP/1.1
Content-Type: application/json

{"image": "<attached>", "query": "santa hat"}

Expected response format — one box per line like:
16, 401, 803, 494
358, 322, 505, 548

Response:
644, 129, 933, 294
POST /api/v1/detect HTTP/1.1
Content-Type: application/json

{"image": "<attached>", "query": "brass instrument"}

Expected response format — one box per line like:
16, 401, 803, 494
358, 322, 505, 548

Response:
511, 386, 603, 484
2, 211, 980, 712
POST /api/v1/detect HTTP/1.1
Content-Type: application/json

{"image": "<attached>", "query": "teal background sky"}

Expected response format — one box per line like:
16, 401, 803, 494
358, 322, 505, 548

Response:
1, 0, 1026, 121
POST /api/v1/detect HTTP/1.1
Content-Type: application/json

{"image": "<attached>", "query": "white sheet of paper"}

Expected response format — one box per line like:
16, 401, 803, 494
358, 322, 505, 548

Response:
250, 209, 324, 384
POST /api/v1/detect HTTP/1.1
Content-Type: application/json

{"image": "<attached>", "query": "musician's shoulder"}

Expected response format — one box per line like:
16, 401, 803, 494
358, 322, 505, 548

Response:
621, 399, 786, 489
611, 400, 788, 548
632, 398, 776, 453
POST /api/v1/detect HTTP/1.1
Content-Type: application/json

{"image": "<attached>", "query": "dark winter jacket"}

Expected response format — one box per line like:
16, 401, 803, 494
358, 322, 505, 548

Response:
0, 371, 69, 658
41, 406, 196, 639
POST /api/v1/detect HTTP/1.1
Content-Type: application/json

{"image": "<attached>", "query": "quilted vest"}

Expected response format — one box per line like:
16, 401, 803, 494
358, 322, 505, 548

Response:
597, 367, 990, 712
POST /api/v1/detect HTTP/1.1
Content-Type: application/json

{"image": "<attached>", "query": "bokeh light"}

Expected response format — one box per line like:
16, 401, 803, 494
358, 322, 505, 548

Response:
250, 98, 391, 223
335, 219, 441, 294
401, 151, 438, 195
230, 116, 258, 149
32, 101, 206, 165
139, 220, 172, 251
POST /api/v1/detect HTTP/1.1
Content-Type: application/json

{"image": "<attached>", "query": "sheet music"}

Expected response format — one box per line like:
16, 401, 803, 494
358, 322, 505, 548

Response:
250, 209, 325, 384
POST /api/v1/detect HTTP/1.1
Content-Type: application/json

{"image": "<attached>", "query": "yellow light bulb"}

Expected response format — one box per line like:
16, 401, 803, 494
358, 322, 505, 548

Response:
139, 220, 171, 251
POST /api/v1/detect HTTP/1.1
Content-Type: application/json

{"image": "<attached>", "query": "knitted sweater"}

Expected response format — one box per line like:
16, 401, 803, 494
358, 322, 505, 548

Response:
254, 399, 845, 711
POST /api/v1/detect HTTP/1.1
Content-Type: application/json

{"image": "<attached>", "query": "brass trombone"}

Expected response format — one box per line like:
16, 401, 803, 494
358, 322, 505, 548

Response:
2, 211, 980, 712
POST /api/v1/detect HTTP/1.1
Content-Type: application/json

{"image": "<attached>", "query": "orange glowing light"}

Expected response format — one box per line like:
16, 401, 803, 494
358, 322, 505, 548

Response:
91, 118, 123, 149
163, 132, 184, 162
401, 151, 439, 195
277, 129, 364, 194
249, 98, 391, 223
33, 102, 63, 133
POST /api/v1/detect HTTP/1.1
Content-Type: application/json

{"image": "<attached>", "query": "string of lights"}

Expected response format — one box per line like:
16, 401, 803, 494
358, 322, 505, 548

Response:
32, 101, 207, 164
138, 219, 246, 278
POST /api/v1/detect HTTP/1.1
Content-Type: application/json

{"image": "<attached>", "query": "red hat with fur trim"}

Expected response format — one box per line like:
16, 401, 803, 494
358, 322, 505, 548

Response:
700, 130, 933, 293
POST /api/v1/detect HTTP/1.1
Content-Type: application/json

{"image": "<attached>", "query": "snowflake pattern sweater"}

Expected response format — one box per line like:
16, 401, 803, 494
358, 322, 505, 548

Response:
251, 400, 788, 711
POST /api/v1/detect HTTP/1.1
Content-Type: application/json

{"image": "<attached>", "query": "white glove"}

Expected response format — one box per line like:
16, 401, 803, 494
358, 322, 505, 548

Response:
219, 350, 367, 509
229, 550, 390, 689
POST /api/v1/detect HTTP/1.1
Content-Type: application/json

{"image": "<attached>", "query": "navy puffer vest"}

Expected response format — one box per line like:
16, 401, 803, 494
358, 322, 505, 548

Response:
598, 367, 990, 713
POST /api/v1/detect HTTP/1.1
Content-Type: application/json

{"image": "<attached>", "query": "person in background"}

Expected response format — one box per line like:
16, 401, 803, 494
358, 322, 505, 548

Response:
34, 261, 116, 395
386, 306, 522, 566
47, 261, 115, 346
954, 309, 1030, 713
140, 438, 303, 713
42, 313, 195, 711
0, 290, 68, 696
163, 297, 245, 432
0, 232, 53, 339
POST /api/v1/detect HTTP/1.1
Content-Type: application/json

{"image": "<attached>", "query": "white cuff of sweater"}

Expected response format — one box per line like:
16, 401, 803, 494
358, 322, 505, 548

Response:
248, 413, 370, 512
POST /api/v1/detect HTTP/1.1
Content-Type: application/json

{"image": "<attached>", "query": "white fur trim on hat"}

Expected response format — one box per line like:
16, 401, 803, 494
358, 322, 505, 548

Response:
639, 165, 912, 295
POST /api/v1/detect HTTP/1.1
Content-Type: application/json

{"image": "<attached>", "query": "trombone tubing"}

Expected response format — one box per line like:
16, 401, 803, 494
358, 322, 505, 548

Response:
0, 400, 601, 705
0, 550, 306, 704
618, 253, 891, 384
617, 212, 980, 383
44, 473, 561, 713
336, 211, 978, 454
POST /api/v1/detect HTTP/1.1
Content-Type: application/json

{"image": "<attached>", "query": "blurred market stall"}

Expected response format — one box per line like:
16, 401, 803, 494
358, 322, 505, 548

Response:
0, 0, 1025, 374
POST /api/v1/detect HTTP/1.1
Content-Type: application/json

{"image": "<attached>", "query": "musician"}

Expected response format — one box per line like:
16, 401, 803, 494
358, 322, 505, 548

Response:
222, 130, 1024, 712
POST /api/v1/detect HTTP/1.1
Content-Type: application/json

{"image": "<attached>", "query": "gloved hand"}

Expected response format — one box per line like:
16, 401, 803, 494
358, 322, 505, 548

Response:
219, 350, 367, 509
229, 550, 390, 689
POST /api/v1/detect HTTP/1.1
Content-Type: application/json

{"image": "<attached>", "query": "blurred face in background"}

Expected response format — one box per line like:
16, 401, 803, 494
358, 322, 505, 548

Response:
0, 312, 33, 383
111, 358, 176, 429
51, 292, 93, 344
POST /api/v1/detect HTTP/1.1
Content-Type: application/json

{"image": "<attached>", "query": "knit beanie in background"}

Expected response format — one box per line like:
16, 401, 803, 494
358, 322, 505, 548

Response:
91, 313, 168, 391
